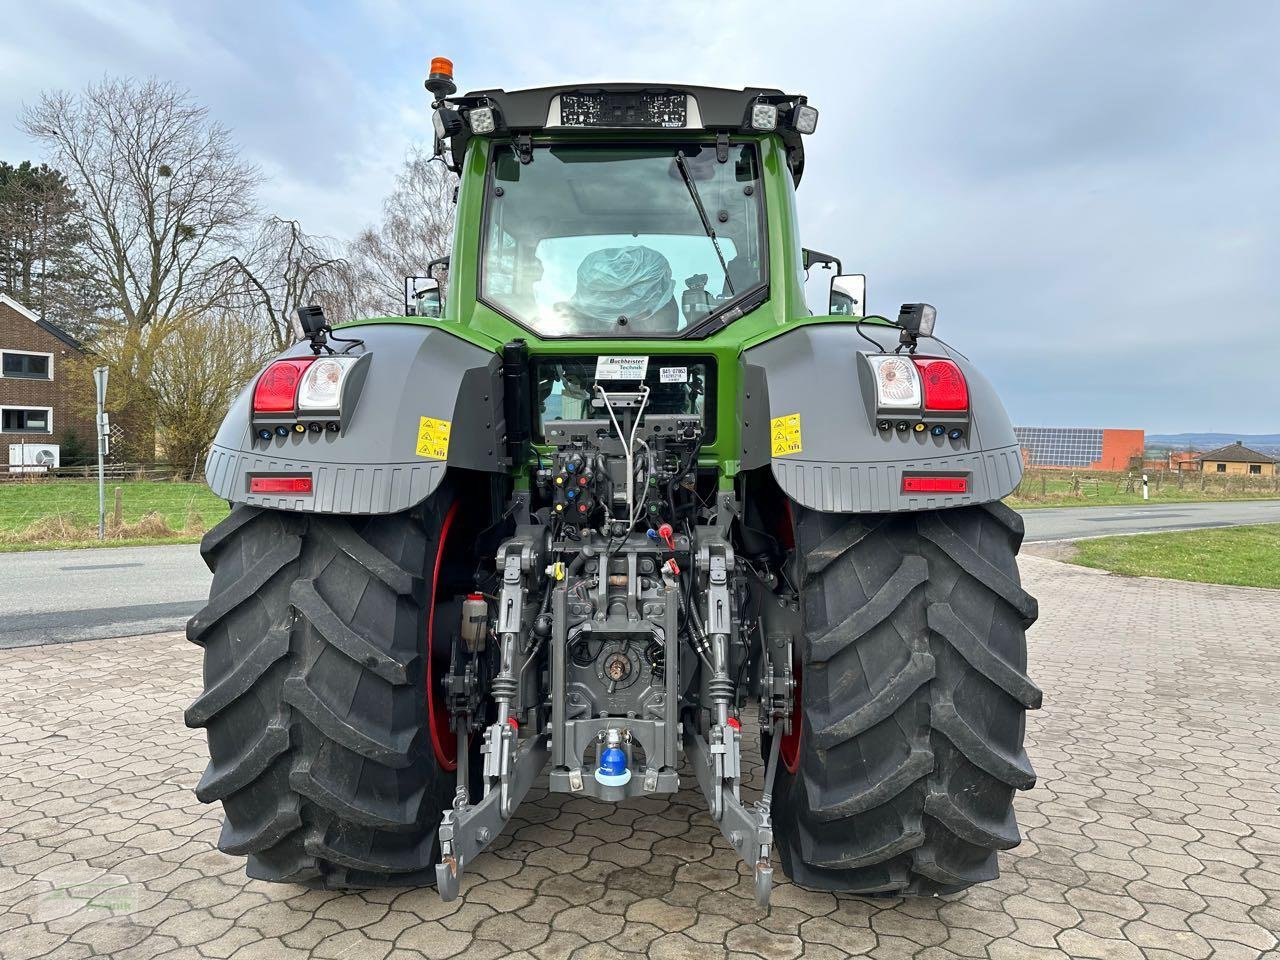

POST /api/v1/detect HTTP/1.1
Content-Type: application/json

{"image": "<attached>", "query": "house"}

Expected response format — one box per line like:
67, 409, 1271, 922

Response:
0, 292, 95, 471
1195, 441, 1277, 477
1013, 426, 1144, 470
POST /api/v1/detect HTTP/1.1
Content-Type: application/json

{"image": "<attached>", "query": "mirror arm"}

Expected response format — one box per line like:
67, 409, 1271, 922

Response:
801, 248, 842, 274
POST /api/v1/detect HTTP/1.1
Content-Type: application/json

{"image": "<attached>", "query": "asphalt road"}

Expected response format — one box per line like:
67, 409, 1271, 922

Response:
2, 498, 1277, 649
0, 543, 209, 649
1020, 497, 1280, 542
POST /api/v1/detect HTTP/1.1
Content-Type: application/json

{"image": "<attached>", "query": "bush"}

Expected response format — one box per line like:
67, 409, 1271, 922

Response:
58, 427, 94, 467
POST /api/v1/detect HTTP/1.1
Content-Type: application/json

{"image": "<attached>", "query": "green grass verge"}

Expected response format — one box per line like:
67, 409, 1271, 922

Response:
0, 535, 205, 553
1069, 524, 1280, 589
0, 480, 229, 551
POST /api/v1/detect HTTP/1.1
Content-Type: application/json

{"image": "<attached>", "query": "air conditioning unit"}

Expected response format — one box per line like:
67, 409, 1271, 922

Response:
8, 443, 59, 474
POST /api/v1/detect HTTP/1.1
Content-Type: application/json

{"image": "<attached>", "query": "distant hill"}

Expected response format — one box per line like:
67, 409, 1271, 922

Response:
1146, 433, 1280, 455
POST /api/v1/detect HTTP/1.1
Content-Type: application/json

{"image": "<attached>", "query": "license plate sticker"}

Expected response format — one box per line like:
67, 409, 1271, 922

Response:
659, 366, 687, 383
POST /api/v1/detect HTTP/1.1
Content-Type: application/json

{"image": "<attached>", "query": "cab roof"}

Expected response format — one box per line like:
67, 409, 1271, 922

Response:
444, 83, 810, 184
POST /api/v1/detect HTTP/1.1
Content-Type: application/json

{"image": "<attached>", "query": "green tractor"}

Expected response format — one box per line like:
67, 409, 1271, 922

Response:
187, 60, 1040, 906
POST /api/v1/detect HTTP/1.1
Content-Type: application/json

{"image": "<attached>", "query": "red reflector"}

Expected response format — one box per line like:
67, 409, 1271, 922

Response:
911, 358, 968, 410
253, 359, 314, 413
250, 476, 313, 494
903, 475, 968, 494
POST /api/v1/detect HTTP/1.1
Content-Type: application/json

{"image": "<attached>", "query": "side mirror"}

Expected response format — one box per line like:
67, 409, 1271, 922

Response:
405, 276, 442, 318
828, 274, 866, 317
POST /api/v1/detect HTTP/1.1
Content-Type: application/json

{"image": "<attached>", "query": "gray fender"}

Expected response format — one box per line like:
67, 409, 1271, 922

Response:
740, 323, 1023, 513
205, 324, 504, 514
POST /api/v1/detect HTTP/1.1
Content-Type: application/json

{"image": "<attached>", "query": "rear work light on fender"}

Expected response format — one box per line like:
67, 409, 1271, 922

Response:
253, 359, 314, 413
911, 357, 969, 411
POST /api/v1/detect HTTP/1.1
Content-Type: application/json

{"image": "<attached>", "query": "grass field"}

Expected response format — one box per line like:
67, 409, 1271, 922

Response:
1006, 468, 1280, 509
0, 480, 230, 551
1069, 524, 1280, 590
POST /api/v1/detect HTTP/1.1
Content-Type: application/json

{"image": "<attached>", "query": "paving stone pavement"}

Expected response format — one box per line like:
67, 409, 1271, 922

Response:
1, 555, 1279, 960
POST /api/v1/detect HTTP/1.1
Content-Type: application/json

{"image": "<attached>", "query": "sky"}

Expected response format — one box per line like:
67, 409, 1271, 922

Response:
1, 0, 1277, 433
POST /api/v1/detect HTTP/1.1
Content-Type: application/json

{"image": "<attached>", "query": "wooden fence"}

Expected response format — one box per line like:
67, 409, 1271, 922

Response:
1014, 467, 1280, 501
0, 463, 187, 483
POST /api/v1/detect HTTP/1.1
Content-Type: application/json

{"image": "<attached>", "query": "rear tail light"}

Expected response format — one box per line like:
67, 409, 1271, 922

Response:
250, 475, 313, 494
253, 359, 314, 413
297, 356, 358, 411
869, 355, 921, 409
903, 475, 968, 494
911, 357, 968, 411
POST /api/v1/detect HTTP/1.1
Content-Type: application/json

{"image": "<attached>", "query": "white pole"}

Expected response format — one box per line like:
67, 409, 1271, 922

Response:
94, 366, 109, 540
1142, 473, 1149, 501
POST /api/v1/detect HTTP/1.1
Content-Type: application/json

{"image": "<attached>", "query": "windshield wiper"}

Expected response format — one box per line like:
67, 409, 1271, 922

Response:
674, 151, 735, 296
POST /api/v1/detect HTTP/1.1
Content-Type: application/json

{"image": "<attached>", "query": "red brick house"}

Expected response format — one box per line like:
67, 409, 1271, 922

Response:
0, 292, 95, 470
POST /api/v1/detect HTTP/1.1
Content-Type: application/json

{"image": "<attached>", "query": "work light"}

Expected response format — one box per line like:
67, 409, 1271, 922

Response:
749, 102, 778, 131
897, 303, 937, 339
433, 107, 464, 141
296, 304, 327, 336
467, 106, 496, 134
792, 103, 819, 134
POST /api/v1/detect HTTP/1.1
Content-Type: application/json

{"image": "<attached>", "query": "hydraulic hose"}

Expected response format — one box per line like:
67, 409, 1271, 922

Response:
674, 574, 714, 671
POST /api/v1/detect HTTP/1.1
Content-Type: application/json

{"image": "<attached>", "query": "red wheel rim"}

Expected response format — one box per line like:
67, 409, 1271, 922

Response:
780, 659, 801, 774
426, 501, 460, 771
778, 496, 801, 774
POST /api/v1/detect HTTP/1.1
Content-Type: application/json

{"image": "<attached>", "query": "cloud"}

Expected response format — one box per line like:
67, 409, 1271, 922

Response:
1, 0, 1276, 432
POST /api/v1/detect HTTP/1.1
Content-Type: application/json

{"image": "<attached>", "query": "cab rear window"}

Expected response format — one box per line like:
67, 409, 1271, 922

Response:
533, 357, 715, 441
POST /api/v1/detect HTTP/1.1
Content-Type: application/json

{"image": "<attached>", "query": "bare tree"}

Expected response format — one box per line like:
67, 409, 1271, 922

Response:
348, 148, 455, 317
220, 216, 352, 349
71, 308, 275, 472
21, 77, 260, 336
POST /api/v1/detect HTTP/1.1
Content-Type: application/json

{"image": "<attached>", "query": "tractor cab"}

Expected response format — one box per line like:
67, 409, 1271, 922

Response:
427, 63, 822, 342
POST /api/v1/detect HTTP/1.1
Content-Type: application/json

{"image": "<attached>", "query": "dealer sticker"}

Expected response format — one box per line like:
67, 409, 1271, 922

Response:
770, 413, 803, 457
595, 355, 649, 381
659, 366, 688, 383
415, 416, 451, 460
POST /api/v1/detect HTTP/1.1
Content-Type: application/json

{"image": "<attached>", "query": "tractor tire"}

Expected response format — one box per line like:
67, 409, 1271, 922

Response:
772, 502, 1041, 895
185, 499, 458, 887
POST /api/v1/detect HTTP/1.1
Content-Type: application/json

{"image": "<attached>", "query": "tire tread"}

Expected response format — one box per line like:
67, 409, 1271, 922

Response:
187, 504, 454, 887
774, 503, 1039, 895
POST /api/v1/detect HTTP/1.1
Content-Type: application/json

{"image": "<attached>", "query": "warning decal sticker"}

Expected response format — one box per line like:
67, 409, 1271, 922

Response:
416, 416, 452, 460
770, 413, 803, 457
